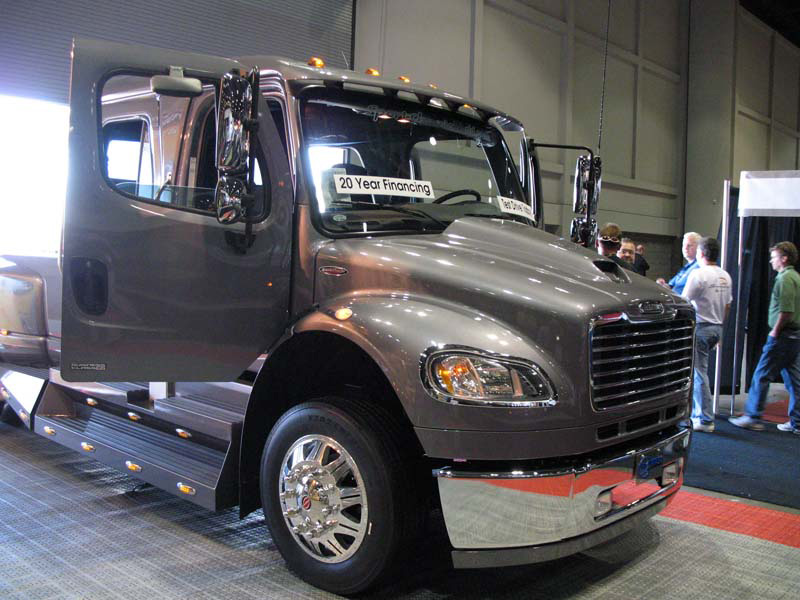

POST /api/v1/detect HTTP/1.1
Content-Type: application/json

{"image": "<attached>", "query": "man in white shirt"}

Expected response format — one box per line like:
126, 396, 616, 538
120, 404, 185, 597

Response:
682, 237, 732, 432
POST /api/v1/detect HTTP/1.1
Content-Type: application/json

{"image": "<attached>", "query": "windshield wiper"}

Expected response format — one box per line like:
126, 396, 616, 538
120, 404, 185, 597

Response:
333, 200, 449, 230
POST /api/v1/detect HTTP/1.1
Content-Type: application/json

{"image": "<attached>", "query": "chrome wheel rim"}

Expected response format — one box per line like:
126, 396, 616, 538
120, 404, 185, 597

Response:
279, 434, 368, 563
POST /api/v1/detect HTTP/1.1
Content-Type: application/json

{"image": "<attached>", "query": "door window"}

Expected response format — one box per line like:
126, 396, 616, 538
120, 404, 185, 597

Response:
103, 118, 154, 196
100, 73, 270, 220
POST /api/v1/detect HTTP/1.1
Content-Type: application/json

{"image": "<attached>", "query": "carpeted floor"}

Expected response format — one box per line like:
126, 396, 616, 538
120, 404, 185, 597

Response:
684, 418, 800, 509
2, 421, 800, 598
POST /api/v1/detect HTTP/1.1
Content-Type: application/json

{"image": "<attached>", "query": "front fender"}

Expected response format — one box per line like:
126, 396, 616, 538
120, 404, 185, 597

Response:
294, 292, 576, 432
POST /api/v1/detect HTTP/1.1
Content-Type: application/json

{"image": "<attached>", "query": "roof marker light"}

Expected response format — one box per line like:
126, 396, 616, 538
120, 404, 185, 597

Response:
398, 75, 411, 83
428, 83, 438, 89
308, 57, 325, 68
365, 67, 380, 76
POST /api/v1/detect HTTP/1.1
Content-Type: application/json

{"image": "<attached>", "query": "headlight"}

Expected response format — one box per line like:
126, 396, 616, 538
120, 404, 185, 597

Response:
424, 350, 557, 407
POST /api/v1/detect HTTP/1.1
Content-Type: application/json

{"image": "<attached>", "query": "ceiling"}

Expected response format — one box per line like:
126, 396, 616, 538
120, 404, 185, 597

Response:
740, 0, 800, 48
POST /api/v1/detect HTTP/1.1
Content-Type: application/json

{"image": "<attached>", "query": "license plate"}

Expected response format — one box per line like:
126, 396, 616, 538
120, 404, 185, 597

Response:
635, 449, 664, 483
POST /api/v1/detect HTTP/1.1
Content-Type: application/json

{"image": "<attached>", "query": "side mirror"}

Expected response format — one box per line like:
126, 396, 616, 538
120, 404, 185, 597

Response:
216, 73, 253, 175
215, 176, 247, 224
572, 156, 591, 214
588, 156, 601, 217
572, 155, 602, 217
150, 68, 202, 98
570, 217, 597, 247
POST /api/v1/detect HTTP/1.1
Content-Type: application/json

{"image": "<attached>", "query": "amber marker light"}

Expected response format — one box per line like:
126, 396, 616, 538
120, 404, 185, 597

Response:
335, 308, 353, 321
308, 56, 325, 68
365, 67, 381, 76
177, 483, 196, 496
428, 83, 438, 89
0, 329, 8, 336
398, 75, 411, 83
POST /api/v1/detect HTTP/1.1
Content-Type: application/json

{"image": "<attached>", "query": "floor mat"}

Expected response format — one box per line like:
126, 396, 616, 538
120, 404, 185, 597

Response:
684, 419, 800, 509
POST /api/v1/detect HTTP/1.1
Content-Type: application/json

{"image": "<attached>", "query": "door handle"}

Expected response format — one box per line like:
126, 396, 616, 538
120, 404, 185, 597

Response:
70, 257, 108, 316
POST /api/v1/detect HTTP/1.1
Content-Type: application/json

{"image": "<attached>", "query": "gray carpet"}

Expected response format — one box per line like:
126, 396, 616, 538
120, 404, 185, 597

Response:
2, 421, 799, 599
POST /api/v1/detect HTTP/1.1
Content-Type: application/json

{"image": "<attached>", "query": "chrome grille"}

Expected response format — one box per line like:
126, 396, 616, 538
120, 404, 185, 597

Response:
590, 316, 694, 410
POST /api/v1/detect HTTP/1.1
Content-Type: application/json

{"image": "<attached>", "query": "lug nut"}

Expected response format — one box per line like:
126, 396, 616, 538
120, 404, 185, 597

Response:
283, 508, 301, 518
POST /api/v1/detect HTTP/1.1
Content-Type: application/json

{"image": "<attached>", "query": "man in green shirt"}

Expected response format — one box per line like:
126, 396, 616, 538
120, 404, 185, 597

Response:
730, 241, 800, 434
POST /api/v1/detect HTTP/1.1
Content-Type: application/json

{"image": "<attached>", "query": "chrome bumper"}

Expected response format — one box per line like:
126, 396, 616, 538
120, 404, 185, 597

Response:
434, 427, 690, 567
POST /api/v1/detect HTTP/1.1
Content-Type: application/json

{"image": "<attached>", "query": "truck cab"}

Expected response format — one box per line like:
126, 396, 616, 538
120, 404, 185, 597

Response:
0, 39, 693, 595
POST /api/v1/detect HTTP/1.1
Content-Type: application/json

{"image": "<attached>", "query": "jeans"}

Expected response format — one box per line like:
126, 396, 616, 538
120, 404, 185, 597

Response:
745, 333, 800, 427
692, 323, 723, 424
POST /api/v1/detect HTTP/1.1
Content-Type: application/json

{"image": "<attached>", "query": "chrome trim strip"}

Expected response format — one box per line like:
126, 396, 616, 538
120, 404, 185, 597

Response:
591, 345, 691, 365
434, 428, 689, 480
592, 366, 691, 390
593, 335, 693, 352
591, 325, 692, 340
595, 355, 691, 377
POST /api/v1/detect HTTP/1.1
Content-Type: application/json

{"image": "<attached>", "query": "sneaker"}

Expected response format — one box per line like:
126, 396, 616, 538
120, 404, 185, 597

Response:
728, 415, 765, 431
691, 418, 715, 432
776, 421, 800, 434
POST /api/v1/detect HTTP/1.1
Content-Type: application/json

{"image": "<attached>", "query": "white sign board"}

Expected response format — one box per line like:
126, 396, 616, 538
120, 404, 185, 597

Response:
334, 175, 435, 199
738, 171, 800, 217
496, 196, 534, 219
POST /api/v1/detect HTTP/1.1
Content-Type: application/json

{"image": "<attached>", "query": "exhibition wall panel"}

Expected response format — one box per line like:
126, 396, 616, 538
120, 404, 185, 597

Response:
687, 1, 800, 239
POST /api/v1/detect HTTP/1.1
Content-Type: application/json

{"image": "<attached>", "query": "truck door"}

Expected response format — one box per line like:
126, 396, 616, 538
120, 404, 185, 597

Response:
61, 39, 293, 382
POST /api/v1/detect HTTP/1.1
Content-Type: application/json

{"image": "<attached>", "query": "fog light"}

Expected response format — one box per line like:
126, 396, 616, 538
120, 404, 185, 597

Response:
595, 490, 613, 516
662, 458, 683, 486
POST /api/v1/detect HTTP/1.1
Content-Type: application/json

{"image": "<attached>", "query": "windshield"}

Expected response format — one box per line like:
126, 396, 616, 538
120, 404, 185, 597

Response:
299, 87, 532, 235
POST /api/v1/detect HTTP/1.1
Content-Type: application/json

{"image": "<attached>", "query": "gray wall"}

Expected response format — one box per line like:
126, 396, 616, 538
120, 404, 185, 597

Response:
355, 0, 689, 255
687, 1, 800, 239
0, 0, 353, 103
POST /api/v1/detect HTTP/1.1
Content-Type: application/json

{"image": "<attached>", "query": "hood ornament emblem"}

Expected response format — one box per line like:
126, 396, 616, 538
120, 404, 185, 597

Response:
638, 301, 664, 315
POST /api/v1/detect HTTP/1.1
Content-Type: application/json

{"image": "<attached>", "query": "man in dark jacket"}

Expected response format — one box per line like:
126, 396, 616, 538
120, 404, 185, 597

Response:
634, 243, 650, 276
596, 223, 635, 271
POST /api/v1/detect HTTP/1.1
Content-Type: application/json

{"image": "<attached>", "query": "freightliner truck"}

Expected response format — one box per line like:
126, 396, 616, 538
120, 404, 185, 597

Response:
0, 39, 694, 595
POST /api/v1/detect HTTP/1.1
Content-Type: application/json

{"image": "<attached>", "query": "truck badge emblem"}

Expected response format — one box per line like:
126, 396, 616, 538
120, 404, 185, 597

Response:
638, 301, 664, 315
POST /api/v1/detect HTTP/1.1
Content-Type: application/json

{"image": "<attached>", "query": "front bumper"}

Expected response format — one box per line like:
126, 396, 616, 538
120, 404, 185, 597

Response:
434, 427, 690, 568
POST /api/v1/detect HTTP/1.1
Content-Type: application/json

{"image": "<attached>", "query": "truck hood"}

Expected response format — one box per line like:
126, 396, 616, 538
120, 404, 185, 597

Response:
316, 217, 680, 325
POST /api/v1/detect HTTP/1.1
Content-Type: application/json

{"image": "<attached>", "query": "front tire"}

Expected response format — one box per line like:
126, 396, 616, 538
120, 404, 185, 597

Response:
260, 397, 421, 595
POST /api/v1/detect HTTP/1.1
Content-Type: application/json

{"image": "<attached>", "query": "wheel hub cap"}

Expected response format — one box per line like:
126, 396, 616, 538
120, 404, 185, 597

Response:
279, 434, 368, 563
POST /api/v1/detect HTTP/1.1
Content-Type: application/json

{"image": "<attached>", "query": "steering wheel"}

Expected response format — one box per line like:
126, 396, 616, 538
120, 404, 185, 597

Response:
433, 189, 482, 204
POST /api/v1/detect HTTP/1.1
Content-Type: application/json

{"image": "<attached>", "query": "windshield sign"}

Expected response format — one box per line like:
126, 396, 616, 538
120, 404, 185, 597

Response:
300, 88, 531, 235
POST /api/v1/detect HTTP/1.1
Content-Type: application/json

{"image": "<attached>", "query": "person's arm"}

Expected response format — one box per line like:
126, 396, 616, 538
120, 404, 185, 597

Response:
682, 271, 700, 301
770, 312, 794, 338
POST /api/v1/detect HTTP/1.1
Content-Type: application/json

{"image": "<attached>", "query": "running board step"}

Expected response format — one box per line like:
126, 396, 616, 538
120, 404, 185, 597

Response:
34, 407, 238, 511
48, 372, 248, 443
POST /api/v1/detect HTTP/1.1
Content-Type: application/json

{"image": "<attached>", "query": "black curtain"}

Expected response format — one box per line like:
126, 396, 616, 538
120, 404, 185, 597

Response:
715, 187, 800, 394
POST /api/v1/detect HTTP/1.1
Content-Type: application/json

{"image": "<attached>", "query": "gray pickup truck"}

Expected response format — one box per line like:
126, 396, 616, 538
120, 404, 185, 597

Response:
0, 39, 693, 595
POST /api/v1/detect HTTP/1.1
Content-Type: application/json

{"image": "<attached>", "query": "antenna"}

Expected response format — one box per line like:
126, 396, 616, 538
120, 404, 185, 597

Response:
597, 0, 612, 153
341, 51, 350, 70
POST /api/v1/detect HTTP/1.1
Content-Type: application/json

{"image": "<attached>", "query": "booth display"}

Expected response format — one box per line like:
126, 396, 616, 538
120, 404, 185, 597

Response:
718, 171, 800, 415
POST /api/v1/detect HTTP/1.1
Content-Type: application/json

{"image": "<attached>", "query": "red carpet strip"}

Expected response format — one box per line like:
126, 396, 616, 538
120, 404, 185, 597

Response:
662, 490, 800, 548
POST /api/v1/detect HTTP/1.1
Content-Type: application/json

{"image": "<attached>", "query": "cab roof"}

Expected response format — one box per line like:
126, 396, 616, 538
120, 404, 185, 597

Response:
237, 55, 523, 128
